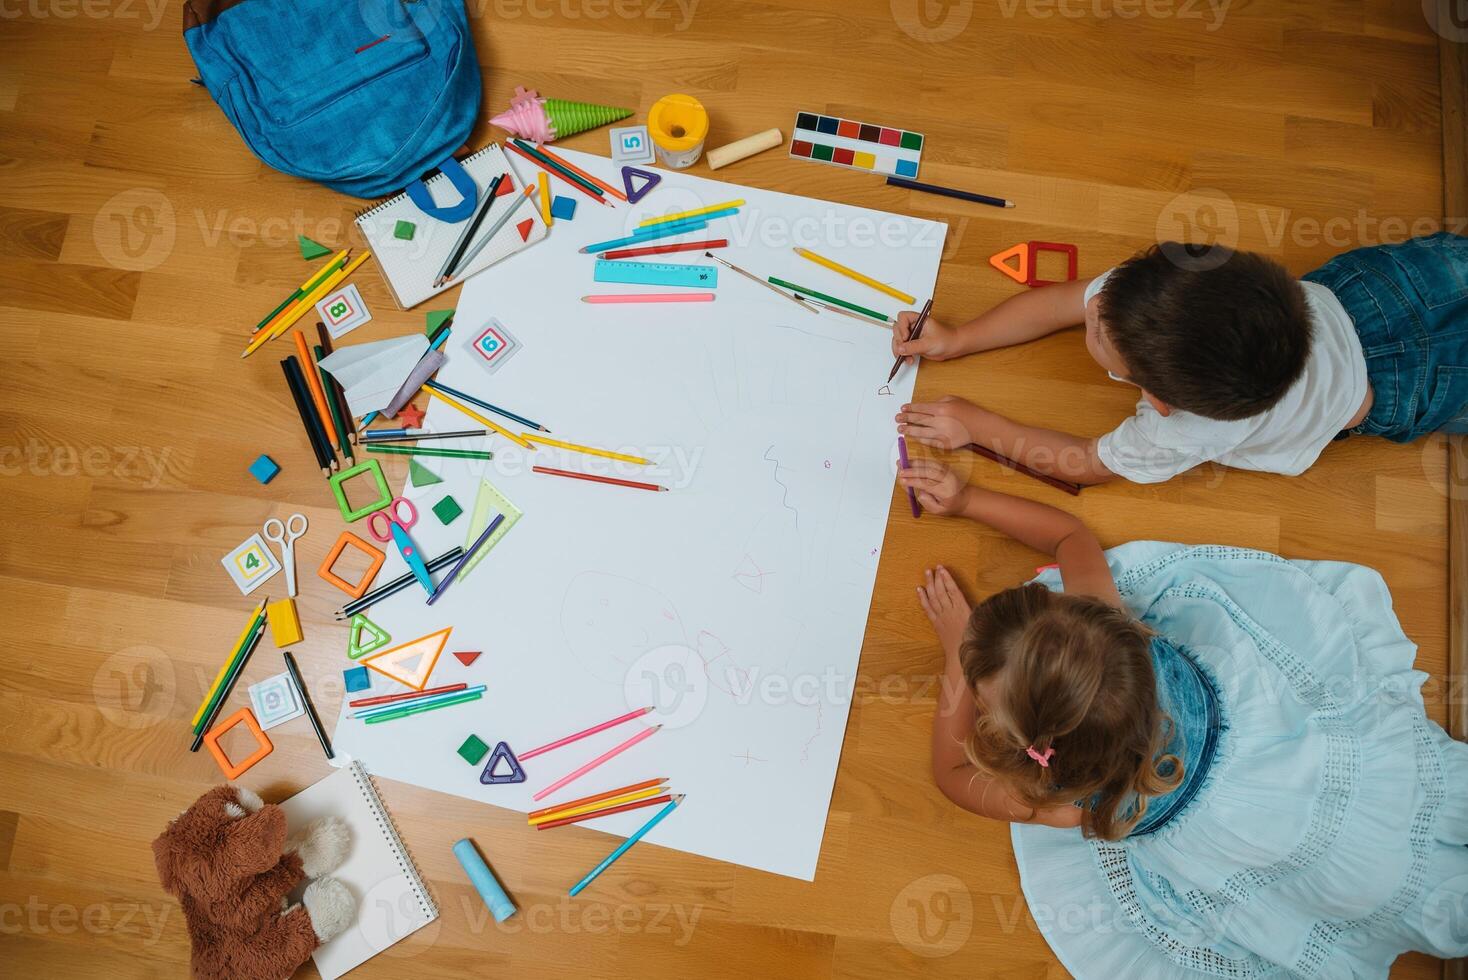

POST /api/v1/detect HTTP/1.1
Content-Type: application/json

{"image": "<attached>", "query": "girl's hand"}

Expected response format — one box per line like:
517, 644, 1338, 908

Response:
897, 396, 976, 450
891, 311, 961, 363
900, 458, 969, 516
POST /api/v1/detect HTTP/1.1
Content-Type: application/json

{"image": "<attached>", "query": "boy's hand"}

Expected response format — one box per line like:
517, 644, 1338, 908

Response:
891, 311, 961, 363
899, 458, 970, 516
897, 396, 976, 450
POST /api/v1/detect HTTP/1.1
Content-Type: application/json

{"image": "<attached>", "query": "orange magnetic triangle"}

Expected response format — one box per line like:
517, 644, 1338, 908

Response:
453, 650, 481, 666
516, 218, 534, 242
989, 242, 1029, 284
362, 626, 451, 691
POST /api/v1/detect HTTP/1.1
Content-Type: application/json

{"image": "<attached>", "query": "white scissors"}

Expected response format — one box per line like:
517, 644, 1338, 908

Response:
263, 513, 308, 597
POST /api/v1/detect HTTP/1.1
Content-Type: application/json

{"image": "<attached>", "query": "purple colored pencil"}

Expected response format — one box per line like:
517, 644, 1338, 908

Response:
897, 436, 921, 518
425, 514, 505, 605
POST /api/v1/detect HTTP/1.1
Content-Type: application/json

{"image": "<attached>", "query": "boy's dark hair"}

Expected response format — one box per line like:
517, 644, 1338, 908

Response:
1097, 244, 1312, 421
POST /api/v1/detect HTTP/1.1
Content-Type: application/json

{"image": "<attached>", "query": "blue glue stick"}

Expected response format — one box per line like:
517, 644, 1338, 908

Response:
452, 838, 517, 922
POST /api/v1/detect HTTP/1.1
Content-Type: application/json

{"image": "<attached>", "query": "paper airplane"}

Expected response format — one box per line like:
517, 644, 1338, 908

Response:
319, 334, 429, 417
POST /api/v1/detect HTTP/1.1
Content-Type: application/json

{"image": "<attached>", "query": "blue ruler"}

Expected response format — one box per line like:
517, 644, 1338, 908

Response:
594, 260, 719, 288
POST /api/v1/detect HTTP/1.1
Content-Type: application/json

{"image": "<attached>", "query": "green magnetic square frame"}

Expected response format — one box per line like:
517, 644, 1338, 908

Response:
329, 459, 392, 522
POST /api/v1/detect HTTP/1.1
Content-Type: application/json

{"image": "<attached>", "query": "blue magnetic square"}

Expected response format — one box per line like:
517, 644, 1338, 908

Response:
248, 454, 279, 484
343, 666, 370, 693
895, 158, 919, 178
550, 195, 577, 220
815, 116, 840, 135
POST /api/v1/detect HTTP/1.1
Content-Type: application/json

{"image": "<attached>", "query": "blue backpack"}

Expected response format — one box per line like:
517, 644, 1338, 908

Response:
183, 0, 481, 199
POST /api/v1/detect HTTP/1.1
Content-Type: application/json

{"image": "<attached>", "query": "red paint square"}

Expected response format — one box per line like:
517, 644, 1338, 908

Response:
879, 128, 901, 146
832, 147, 855, 166
836, 120, 860, 139
791, 140, 813, 157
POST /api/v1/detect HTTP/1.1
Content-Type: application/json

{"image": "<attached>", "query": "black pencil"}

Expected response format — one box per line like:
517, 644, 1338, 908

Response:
280, 357, 331, 476
361, 429, 489, 444
888, 298, 933, 383
189, 622, 265, 752
316, 322, 359, 452
282, 651, 334, 760
886, 175, 1013, 209
314, 343, 354, 461
285, 355, 337, 470
434, 173, 504, 287
337, 547, 464, 619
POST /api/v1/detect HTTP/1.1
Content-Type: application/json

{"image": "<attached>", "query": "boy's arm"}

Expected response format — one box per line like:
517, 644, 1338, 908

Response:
891, 279, 1089, 363
898, 397, 1118, 486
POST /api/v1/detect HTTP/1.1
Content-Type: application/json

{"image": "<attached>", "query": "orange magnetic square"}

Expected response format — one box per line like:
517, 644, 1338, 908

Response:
203, 707, 274, 779
318, 531, 386, 599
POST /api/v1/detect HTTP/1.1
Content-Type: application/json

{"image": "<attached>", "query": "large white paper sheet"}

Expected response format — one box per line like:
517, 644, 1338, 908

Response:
332, 150, 946, 880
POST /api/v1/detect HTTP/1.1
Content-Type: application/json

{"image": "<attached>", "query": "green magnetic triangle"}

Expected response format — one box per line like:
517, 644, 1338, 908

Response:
346, 613, 392, 660
425, 309, 454, 338
298, 235, 331, 260
409, 459, 442, 487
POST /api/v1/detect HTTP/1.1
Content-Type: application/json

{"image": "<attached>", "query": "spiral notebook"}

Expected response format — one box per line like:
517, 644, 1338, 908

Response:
280, 761, 437, 980
355, 143, 548, 310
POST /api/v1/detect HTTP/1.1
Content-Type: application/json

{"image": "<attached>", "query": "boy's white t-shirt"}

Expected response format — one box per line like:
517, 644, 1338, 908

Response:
1085, 270, 1368, 483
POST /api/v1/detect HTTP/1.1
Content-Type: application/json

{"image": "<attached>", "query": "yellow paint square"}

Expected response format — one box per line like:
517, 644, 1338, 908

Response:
852, 151, 877, 170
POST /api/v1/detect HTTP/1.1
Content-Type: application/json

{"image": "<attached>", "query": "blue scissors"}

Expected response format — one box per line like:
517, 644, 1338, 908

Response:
367, 497, 434, 596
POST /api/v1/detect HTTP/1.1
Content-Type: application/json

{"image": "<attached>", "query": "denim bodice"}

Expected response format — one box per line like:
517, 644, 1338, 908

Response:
1126, 636, 1222, 837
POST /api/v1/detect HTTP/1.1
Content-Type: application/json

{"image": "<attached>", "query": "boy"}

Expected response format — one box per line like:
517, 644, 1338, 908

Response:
893, 233, 1468, 484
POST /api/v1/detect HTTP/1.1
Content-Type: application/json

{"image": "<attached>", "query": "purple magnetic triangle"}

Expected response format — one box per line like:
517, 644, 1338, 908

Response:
621, 166, 661, 204
479, 741, 526, 784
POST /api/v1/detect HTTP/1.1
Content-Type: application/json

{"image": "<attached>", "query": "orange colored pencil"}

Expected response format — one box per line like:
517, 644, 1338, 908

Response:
527, 778, 669, 821
293, 329, 340, 448
530, 143, 629, 202
535, 794, 672, 830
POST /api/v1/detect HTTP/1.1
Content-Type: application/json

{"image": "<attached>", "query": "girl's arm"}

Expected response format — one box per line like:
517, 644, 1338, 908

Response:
890, 279, 1088, 363
898, 397, 1118, 486
899, 458, 1121, 606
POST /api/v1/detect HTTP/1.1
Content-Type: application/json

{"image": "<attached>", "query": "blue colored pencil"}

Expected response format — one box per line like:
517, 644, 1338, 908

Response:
579, 221, 711, 255
426, 513, 504, 606
424, 380, 548, 432
568, 795, 684, 897
351, 685, 488, 720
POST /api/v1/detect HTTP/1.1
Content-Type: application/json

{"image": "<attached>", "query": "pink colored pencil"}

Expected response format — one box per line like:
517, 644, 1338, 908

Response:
581, 293, 716, 304
532, 725, 662, 801
520, 705, 654, 761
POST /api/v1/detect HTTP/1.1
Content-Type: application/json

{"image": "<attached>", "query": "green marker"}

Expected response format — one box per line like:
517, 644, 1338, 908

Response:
766, 277, 889, 323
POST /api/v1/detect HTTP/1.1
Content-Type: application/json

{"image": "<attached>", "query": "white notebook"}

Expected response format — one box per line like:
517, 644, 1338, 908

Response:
279, 762, 437, 980
355, 143, 548, 309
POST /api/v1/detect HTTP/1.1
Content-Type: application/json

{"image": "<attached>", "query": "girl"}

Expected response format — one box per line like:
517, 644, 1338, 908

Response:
899, 457, 1468, 976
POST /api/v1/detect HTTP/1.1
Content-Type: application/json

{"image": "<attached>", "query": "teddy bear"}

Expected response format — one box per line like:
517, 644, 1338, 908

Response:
153, 784, 356, 980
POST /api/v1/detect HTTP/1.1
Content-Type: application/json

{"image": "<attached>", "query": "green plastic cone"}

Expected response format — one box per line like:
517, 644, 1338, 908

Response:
544, 99, 633, 139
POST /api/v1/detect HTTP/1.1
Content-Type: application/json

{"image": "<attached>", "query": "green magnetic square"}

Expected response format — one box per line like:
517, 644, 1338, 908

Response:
432, 494, 463, 525
900, 131, 923, 151
811, 144, 834, 162
458, 734, 488, 765
394, 220, 416, 241
329, 459, 392, 523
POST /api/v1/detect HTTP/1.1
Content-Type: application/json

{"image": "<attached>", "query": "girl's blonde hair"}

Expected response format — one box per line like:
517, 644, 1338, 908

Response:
960, 583, 1180, 840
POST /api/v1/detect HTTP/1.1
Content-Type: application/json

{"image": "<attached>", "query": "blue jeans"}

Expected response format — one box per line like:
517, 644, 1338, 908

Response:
1128, 636, 1222, 838
1303, 233, 1468, 441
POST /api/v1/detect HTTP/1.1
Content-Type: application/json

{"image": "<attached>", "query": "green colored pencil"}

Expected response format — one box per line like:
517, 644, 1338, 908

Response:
314, 343, 353, 460
253, 254, 348, 333
364, 690, 484, 724
509, 139, 606, 199
365, 445, 495, 461
766, 277, 889, 322
190, 614, 266, 741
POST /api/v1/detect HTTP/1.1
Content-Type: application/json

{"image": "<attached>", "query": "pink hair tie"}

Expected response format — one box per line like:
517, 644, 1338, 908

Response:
1026, 745, 1054, 768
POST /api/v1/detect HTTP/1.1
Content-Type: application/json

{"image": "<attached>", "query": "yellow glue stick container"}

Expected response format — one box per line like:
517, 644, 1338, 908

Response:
648, 94, 709, 169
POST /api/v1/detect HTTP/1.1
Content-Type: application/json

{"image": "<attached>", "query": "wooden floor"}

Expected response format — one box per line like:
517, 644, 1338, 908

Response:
0, 1, 1454, 977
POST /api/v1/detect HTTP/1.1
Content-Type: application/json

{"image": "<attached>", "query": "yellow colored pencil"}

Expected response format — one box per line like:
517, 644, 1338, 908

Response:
793, 247, 915, 305
538, 173, 552, 226
244, 251, 372, 357
527, 786, 668, 825
253, 250, 349, 333
191, 598, 267, 727
430, 389, 535, 449
520, 434, 650, 466
638, 199, 745, 228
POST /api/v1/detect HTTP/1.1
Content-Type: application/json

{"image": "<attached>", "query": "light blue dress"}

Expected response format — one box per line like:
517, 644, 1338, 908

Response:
1011, 542, 1468, 978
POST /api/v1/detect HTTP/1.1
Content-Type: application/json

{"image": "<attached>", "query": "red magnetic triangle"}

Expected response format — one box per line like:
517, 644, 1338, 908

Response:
453, 650, 481, 666
516, 218, 534, 242
621, 166, 661, 204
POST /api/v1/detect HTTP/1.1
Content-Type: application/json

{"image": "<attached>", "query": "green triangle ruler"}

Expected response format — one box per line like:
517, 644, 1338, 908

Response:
461, 478, 522, 580
346, 613, 392, 660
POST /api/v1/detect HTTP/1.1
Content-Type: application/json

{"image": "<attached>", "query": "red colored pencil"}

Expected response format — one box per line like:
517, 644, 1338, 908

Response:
504, 142, 609, 205
530, 142, 629, 202
533, 465, 666, 493
535, 794, 673, 830
601, 239, 729, 261
527, 777, 668, 820
965, 443, 1082, 496
348, 682, 468, 708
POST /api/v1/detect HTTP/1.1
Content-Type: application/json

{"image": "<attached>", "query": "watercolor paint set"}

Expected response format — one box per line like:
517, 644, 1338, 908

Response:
788, 111, 924, 178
